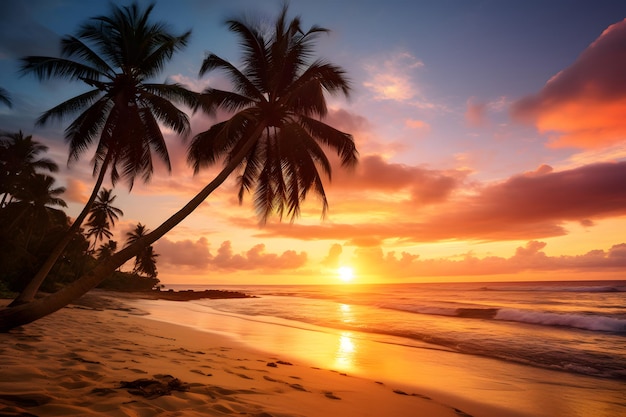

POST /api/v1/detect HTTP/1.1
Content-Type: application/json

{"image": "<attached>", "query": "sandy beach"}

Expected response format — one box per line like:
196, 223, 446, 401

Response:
0, 295, 478, 417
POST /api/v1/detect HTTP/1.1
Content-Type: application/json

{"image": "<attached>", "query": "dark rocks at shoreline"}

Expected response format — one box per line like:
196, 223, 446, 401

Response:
132, 289, 256, 302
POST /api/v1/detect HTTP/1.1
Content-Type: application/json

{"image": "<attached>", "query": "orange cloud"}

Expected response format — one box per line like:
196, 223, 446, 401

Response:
405, 119, 430, 130
64, 178, 89, 204
321, 243, 343, 268
247, 161, 626, 244
352, 241, 626, 279
512, 18, 626, 149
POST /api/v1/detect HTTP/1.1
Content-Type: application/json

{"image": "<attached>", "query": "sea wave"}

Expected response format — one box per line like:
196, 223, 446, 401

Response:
494, 308, 626, 333
381, 303, 626, 333
479, 285, 626, 293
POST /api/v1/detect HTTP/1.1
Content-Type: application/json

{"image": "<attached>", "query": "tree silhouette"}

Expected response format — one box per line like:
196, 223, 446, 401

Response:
85, 188, 124, 250
0, 5, 357, 331
14, 2, 196, 305
0, 131, 58, 208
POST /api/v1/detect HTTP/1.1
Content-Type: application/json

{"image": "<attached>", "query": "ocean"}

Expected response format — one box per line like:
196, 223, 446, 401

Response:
132, 280, 626, 417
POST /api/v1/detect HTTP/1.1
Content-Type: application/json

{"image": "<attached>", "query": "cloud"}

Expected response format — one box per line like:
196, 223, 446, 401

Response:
511, 18, 626, 149
333, 154, 465, 202
363, 51, 424, 102
155, 238, 307, 272
64, 178, 89, 204
154, 237, 212, 269
405, 119, 430, 131
321, 243, 342, 268
248, 161, 626, 244
352, 241, 626, 279
211, 241, 307, 271
465, 99, 487, 127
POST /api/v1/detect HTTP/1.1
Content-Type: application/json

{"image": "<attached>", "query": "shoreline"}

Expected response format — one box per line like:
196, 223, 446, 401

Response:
0, 295, 481, 417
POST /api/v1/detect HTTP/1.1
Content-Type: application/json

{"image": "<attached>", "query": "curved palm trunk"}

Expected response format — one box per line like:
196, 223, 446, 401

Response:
9, 150, 114, 306
0, 130, 261, 331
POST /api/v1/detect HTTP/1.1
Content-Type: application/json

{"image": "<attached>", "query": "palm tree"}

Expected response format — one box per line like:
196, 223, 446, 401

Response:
0, 87, 11, 107
0, 5, 357, 331
190, 6, 356, 221
85, 188, 124, 250
136, 246, 158, 278
13, 2, 196, 305
125, 223, 158, 277
97, 239, 117, 260
0, 131, 59, 208
8, 174, 67, 250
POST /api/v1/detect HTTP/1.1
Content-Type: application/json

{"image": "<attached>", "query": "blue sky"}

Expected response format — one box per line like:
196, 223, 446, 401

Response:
1, 0, 626, 284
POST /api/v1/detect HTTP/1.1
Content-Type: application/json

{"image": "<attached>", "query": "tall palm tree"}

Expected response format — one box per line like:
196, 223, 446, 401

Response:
0, 87, 11, 108
0, 5, 357, 331
0, 131, 59, 208
189, 6, 356, 221
13, 2, 196, 305
85, 188, 124, 250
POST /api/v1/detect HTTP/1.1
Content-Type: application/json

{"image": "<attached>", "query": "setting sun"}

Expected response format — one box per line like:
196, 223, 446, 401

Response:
337, 266, 355, 282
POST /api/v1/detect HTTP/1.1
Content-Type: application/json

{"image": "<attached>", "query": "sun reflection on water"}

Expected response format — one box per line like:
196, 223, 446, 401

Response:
339, 303, 353, 323
334, 331, 356, 370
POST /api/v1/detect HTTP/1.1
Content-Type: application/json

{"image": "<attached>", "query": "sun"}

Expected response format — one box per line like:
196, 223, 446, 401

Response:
337, 266, 355, 283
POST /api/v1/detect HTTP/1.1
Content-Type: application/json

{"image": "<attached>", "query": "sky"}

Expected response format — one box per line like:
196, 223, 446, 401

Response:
1, 0, 626, 286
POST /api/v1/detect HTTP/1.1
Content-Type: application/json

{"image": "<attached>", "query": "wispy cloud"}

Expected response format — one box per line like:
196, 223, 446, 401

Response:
362, 51, 424, 102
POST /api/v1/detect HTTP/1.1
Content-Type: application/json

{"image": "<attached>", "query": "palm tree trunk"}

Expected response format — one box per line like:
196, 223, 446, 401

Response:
9, 150, 114, 306
0, 129, 262, 331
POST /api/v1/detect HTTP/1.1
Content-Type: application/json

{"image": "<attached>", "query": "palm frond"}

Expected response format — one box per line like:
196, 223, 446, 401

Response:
37, 89, 103, 126
199, 54, 262, 100
20, 56, 103, 82
198, 88, 254, 114
60, 36, 114, 76
299, 116, 358, 168
138, 90, 190, 136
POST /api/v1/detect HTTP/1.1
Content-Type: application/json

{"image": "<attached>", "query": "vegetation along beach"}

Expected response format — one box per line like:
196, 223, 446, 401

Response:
1, 1, 625, 416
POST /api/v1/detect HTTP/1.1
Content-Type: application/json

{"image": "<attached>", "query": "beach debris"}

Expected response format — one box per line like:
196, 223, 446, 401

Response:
120, 374, 189, 399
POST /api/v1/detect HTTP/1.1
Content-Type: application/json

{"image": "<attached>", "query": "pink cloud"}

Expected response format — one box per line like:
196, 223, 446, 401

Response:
333, 154, 466, 203
512, 18, 626, 149
465, 99, 487, 127
248, 161, 626, 244
211, 241, 307, 271
154, 237, 212, 269
405, 119, 430, 130
155, 239, 307, 272
64, 178, 89, 204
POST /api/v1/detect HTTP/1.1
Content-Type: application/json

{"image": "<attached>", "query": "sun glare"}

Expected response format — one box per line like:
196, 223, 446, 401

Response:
338, 266, 355, 283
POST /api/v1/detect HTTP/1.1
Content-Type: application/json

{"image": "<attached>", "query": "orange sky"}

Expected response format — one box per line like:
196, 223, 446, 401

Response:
1, 1, 625, 285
